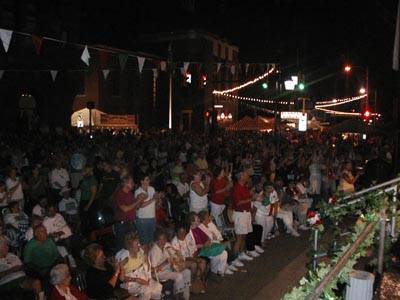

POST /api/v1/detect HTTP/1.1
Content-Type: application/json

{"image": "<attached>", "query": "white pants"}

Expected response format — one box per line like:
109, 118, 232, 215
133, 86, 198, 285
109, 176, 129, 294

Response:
126, 279, 163, 300
276, 208, 295, 233
254, 214, 274, 242
211, 202, 225, 228
209, 249, 228, 274
157, 268, 191, 300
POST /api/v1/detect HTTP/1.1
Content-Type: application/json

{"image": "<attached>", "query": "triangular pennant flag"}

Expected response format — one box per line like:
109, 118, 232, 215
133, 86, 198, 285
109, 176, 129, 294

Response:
246, 63, 250, 75
266, 64, 270, 72
32, 35, 43, 56
160, 61, 167, 72
0, 29, 13, 52
102, 69, 110, 80
152, 68, 158, 79
137, 56, 145, 74
183, 62, 190, 73
217, 63, 221, 74
99, 50, 108, 67
0, 70, 4, 80
50, 70, 58, 81
81, 46, 90, 66
119, 53, 128, 71
230, 65, 235, 75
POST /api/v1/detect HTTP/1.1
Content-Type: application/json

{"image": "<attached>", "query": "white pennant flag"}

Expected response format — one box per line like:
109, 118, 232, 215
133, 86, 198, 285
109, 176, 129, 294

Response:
81, 46, 90, 66
50, 70, 58, 81
0, 70, 4, 80
160, 61, 167, 72
230, 65, 235, 75
183, 62, 190, 73
217, 63, 221, 74
0, 29, 13, 52
152, 68, 158, 79
102, 69, 110, 80
137, 56, 145, 74
245, 63, 249, 75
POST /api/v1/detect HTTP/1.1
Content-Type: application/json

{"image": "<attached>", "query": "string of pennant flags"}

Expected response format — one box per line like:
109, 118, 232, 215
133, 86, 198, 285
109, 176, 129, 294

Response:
0, 27, 278, 82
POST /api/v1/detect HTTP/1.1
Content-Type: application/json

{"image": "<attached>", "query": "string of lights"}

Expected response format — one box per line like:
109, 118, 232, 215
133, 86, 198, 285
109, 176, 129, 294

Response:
315, 94, 367, 108
213, 67, 276, 94
315, 107, 361, 116
217, 93, 293, 105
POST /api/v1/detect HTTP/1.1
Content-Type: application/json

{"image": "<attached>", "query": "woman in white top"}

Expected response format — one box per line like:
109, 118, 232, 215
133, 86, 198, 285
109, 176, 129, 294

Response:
337, 161, 362, 194
171, 226, 207, 285
189, 169, 210, 213
149, 231, 191, 300
253, 182, 279, 246
134, 173, 162, 253
5, 167, 24, 211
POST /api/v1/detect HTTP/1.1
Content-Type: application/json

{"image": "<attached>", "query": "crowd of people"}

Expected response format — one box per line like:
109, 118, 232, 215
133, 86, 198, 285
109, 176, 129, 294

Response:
0, 127, 395, 300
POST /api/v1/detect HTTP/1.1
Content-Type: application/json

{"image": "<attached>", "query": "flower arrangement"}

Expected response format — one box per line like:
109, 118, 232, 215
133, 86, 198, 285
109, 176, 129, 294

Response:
307, 211, 323, 228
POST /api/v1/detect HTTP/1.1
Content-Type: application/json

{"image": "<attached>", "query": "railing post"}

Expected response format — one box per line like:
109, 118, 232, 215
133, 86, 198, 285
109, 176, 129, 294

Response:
378, 208, 387, 275
391, 185, 398, 238
313, 228, 319, 270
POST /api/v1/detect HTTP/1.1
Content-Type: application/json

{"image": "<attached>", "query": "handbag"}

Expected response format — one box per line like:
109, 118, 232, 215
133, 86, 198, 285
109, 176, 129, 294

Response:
199, 243, 226, 257
166, 246, 187, 272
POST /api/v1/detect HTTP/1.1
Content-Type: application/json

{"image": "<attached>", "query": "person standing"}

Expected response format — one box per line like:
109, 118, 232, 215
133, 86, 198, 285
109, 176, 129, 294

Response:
48, 160, 70, 203
210, 166, 232, 227
113, 175, 144, 251
189, 169, 210, 214
5, 167, 25, 211
134, 173, 162, 254
231, 170, 256, 262
79, 166, 98, 236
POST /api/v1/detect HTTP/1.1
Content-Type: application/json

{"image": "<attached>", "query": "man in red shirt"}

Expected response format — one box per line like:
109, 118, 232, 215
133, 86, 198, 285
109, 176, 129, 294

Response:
210, 166, 233, 227
231, 170, 257, 261
112, 174, 144, 250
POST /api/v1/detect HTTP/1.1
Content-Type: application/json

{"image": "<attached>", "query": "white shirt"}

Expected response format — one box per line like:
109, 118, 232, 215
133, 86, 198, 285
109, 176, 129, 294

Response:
59, 197, 78, 215
134, 186, 156, 219
199, 222, 223, 243
5, 177, 24, 201
49, 168, 70, 189
4, 212, 29, 230
254, 190, 278, 217
175, 181, 189, 197
32, 204, 46, 217
171, 236, 197, 259
189, 181, 208, 212
149, 242, 172, 272
0, 253, 25, 285
43, 213, 72, 240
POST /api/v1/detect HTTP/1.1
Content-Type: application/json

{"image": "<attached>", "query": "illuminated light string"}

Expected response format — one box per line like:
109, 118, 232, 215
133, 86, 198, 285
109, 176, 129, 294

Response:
213, 67, 276, 94
222, 95, 276, 114
218, 93, 293, 105
315, 94, 367, 108
316, 107, 361, 116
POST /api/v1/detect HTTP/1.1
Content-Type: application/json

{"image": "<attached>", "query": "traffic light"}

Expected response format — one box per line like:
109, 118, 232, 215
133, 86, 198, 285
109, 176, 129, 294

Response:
201, 74, 207, 87
262, 82, 268, 89
362, 109, 371, 122
298, 82, 305, 91
184, 72, 191, 85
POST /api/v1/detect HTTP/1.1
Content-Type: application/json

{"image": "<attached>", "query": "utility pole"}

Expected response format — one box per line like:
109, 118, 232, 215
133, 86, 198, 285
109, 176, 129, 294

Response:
168, 32, 173, 129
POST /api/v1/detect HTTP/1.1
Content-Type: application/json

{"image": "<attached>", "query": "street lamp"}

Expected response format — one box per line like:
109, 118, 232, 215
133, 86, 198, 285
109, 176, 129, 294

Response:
344, 64, 369, 111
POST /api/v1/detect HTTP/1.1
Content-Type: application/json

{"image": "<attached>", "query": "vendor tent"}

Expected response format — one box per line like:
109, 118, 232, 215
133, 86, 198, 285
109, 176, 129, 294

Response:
226, 116, 277, 131
71, 108, 138, 130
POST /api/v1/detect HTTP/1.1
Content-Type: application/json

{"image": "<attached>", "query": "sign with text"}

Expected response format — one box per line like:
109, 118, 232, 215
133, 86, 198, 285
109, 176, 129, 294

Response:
281, 111, 303, 119
298, 113, 307, 131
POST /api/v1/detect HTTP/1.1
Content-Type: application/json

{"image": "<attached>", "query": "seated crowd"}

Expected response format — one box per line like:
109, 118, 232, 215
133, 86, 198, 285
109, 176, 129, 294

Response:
0, 128, 394, 299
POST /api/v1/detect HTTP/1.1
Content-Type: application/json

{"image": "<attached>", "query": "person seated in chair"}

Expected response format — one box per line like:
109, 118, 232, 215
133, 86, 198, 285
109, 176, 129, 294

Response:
23, 224, 63, 279
0, 236, 45, 300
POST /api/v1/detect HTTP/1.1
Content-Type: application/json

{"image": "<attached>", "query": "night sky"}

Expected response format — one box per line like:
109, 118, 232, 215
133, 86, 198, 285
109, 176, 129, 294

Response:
79, 0, 399, 118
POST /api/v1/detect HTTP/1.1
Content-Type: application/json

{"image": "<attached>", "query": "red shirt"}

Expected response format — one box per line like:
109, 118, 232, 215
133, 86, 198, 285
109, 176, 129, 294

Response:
211, 177, 228, 205
155, 207, 168, 227
191, 227, 210, 245
112, 188, 136, 222
232, 182, 251, 211
50, 285, 89, 300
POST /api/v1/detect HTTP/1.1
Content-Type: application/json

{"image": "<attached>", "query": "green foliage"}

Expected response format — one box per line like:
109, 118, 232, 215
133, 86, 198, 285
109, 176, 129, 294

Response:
282, 182, 400, 300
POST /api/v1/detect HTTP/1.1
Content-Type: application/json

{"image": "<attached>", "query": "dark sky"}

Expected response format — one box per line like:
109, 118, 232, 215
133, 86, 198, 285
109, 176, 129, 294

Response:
82, 0, 399, 117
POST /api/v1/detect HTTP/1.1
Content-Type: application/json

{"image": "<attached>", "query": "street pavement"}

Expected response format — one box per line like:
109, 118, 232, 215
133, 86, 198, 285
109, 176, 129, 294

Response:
194, 229, 311, 300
